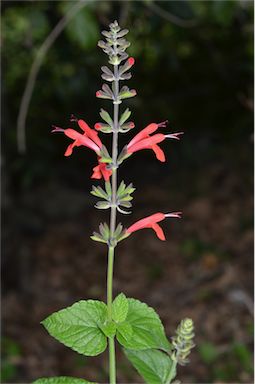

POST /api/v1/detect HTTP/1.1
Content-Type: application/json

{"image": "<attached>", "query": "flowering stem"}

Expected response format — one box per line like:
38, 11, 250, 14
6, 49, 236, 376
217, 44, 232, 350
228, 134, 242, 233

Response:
107, 61, 119, 384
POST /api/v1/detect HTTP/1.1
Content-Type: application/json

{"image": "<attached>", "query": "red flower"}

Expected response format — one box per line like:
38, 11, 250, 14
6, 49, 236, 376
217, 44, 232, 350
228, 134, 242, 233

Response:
127, 121, 183, 162
126, 212, 182, 241
91, 159, 112, 181
52, 117, 103, 156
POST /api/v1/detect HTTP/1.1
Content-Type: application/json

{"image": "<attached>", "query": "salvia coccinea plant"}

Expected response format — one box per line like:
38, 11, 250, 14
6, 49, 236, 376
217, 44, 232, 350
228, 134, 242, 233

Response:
34, 21, 195, 384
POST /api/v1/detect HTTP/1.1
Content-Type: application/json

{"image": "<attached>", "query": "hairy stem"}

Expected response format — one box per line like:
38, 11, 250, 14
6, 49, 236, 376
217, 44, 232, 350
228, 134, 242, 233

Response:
107, 60, 119, 384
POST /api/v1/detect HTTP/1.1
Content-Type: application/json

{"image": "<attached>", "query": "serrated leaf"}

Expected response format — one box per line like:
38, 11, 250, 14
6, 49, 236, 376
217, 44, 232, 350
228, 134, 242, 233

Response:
117, 299, 171, 351
116, 321, 133, 343
124, 349, 175, 384
41, 300, 107, 356
112, 293, 129, 323
100, 321, 116, 338
119, 108, 131, 126
33, 377, 95, 384
99, 109, 113, 125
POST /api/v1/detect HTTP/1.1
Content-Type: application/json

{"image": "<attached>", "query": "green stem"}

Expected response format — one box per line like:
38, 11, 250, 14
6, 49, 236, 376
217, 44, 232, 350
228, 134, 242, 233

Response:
107, 246, 115, 320
107, 48, 119, 384
107, 246, 116, 384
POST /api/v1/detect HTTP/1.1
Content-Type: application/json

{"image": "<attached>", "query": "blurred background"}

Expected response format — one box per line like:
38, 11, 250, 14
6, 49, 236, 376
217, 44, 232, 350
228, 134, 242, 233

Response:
2, 1, 254, 383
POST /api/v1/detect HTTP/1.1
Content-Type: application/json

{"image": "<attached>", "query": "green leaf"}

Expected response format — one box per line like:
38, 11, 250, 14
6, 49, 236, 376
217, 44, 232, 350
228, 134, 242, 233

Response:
112, 293, 129, 323
33, 378, 95, 384
41, 300, 107, 356
124, 349, 175, 384
116, 322, 133, 343
100, 321, 116, 338
117, 298, 171, 351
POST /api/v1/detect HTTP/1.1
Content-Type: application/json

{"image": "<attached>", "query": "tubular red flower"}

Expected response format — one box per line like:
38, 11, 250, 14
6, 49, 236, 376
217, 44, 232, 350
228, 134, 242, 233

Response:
91, 159, 112, 181
126, 121, 183, 162
52, 120, 103, 156
126, 212, 182, 241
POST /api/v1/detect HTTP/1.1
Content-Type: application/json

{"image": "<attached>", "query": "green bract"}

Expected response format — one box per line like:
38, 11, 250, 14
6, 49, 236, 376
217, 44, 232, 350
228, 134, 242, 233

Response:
41, 300, 108, 356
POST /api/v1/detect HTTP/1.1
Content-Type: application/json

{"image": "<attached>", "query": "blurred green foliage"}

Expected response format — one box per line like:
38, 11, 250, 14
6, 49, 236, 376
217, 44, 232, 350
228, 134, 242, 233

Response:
199, 341, 253, 381
1, 337, 22, 382
2, 0, 253, 190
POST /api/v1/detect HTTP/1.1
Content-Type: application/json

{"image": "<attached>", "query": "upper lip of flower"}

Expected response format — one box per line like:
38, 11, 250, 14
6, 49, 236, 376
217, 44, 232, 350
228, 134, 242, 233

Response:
126, 122, 183, 161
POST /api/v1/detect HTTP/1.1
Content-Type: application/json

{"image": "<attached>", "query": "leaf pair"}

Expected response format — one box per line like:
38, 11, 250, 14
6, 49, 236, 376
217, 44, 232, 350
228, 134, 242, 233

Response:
41, 295, 170, 356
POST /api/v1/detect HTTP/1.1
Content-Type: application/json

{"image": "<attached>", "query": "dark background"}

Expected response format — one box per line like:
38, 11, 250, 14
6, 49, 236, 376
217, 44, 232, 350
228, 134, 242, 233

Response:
2, 1, 254, 383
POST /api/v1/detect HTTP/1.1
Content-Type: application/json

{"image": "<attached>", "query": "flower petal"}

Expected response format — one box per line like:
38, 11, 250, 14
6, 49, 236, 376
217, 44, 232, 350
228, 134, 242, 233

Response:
151, 144, 166, 162
64, 143, 74, 157
127, 134, 165, 154
64, 129, 100, 153
127, 123, 159, 148
127, 212, 165, 234
91, 165, 102, 179
151, 223, 166, 241
78, 120, 103, 148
